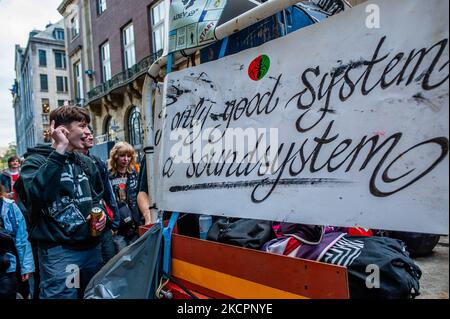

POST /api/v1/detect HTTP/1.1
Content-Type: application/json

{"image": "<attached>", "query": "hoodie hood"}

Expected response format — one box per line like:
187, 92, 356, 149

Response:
23, 143, 54, 159
1, 169, 18, 178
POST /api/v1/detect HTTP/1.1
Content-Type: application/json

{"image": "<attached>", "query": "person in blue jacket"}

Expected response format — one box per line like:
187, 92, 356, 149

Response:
0, 191, 35, 299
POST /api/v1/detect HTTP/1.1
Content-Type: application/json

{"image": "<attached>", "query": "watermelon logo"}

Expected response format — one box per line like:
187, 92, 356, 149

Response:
248, 55, 270, 81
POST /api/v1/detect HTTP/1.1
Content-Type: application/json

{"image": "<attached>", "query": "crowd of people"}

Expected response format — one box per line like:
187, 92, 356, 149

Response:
0, 106, 439, 300
0, 106, 148, 299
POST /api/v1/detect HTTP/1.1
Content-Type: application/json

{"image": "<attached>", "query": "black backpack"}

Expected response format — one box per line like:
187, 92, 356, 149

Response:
207, 218, 275, 249
384, 231, 441, 258
342, 236, 422, 299
0, 203, 19, 274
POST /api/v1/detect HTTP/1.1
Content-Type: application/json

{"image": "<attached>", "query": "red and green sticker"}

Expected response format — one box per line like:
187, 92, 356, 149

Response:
248, 55, 270, 81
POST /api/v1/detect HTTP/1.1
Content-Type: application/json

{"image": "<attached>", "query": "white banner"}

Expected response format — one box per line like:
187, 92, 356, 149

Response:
156, 0, 449, 234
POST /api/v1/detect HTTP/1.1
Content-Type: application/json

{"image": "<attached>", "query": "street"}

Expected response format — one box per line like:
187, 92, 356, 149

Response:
415, 236, 449, 299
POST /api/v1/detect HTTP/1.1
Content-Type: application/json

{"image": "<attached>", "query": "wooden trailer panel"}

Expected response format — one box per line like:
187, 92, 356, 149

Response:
171, 234, 349, 299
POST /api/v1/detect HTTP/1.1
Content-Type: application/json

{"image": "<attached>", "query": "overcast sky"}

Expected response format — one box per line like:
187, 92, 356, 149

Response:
0, 0, 63, 148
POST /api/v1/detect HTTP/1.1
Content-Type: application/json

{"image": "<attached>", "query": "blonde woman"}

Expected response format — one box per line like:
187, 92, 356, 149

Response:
108, 142, 141, 250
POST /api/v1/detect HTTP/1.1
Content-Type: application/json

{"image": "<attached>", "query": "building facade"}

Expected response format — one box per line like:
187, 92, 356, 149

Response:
59, 0, 166, 159
56, 0, 366, 159
13, 21, 69, 156
57, 0, 95, 107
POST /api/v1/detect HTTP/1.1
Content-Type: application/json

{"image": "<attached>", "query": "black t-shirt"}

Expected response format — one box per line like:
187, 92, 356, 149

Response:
109, 170, 139, 211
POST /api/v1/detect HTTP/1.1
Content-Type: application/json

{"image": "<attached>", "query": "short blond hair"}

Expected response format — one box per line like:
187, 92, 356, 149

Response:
108, 142, 137, 175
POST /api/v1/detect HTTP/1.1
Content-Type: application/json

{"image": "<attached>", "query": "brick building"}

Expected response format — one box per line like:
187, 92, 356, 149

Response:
13, 21, 69, 156
57, 0, 95, 107
56, 0, 367, 159
59, 0, 166, 158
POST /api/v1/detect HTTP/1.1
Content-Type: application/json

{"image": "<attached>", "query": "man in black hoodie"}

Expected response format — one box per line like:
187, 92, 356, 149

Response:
19, 106, 106, 299
76, 126, 121, 265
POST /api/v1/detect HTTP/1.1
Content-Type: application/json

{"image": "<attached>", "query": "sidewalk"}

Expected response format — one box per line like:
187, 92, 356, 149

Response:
414, 236, 449, 299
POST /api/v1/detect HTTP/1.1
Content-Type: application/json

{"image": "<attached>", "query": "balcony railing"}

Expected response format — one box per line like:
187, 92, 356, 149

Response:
70, 98, 86, 107
87, 51, 162, 103
95, 133, 110, 144
95, 129, 125, 144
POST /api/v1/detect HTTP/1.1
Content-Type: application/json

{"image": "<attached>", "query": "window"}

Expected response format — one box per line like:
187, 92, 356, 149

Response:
71, 16, 80, 39
73, 62, 84, 99
43, 127, 51, 142
42, 98, 50, 113
38, 50, 47, 67
58, 100, 65, 107
123, 23, 136, 69
128, 107, 143, 147
42, 114, 50, 126
54, 28, 65, 41
104, 116, 120, 142
101, 42, 111, 82
54, 51, 67, 69
42, 98, 50, 127
56, 76, 68, 92
40, 74, 48, 91
98, 0, 107, 15
150, 1, 166, 54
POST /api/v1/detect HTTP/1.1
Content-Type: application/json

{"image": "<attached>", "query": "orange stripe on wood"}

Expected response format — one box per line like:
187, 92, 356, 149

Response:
172, 259, 308, 299
172, 234, 349, 299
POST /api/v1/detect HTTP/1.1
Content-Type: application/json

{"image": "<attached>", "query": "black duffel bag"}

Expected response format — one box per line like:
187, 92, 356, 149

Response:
385, 231, 441, 257
344, 236, 422, 299
207, 218, 274, 250
0, 225, 17, 273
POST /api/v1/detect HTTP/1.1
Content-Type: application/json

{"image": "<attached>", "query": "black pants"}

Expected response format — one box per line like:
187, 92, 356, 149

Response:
0, 272, 18, 299
100, 229, 117, 266
31, 240, 40, 299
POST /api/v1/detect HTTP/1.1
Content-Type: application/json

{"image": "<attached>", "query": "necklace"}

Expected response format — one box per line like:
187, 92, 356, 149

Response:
118, 171, 127, 178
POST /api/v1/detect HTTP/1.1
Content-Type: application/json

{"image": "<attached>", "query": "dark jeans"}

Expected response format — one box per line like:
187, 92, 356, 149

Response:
113, 233, 139, 253
38, 244, 102, 299
100, 230, 117, 266
30, 240, 40, 299
0, 272, 18, 299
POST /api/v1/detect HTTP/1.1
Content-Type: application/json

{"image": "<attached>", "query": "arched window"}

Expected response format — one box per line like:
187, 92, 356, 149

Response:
128, 106, 143, 147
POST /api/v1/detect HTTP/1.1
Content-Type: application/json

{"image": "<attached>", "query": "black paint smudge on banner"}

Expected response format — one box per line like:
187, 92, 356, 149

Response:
169, 178, 352, 193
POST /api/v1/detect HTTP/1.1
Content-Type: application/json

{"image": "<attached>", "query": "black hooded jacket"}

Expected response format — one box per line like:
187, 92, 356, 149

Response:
19, 144, 104, 249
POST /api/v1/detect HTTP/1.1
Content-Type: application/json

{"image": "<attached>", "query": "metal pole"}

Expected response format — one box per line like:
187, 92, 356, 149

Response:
214, 0, 299, 40
141, 75, 159, 224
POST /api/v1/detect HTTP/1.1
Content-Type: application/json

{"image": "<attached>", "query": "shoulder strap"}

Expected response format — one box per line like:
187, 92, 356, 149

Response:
75, 153, 94, 177
91, 155, 108, 176
74, 153, 96, 190
75, 153, 104, 207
